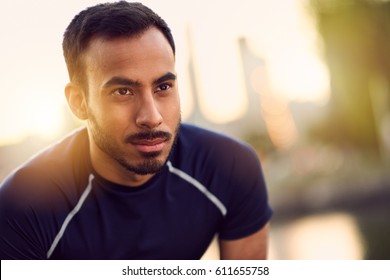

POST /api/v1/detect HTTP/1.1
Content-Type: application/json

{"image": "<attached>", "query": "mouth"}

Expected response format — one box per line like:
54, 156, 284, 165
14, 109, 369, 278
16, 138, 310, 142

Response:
131, 138, 168, 154
126, 130, 172, 155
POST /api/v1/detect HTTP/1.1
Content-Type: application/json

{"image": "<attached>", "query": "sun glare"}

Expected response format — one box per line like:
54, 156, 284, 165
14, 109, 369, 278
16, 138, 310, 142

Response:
0, 96, 64, 145
27, 100, 64, 140
0, 0, 331, 143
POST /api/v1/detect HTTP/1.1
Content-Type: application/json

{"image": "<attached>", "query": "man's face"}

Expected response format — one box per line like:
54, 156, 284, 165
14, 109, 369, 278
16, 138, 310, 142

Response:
83, 27, 181, 176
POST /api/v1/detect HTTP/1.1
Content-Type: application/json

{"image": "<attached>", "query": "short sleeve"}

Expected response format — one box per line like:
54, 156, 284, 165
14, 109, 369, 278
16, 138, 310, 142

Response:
218, 143, 272, 240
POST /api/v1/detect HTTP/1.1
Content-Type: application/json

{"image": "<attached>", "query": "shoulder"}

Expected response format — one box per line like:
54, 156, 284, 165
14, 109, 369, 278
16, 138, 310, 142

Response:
0, 128, 90, 259
0, 128, 90, 205
176, 123, 260, 168
170, 124, 263, 193
178, 123, 256, 153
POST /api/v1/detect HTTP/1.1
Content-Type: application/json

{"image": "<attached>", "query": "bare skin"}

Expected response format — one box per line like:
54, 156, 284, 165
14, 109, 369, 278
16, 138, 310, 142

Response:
65, 27, 180, 187
220, 223, 270, 259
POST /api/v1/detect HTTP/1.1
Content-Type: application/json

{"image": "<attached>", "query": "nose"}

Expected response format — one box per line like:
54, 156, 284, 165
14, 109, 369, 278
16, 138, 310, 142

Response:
135, 94, 163, 129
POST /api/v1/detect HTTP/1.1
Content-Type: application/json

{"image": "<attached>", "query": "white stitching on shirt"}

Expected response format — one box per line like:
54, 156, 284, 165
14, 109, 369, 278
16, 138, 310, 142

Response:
46, 174, 94, 259
166, 161, 227, 216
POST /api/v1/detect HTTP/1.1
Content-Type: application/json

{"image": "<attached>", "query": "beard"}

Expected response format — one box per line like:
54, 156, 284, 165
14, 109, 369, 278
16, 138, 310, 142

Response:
88, 112, 180, 176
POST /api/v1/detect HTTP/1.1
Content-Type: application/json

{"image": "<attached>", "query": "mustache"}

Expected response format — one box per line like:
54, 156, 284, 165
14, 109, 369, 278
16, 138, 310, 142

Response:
125, 131, 172, 143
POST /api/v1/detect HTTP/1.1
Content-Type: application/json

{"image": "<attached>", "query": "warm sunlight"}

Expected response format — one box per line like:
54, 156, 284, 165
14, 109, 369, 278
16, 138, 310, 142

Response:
0, 0, 330, 142
0, 96, 64, 145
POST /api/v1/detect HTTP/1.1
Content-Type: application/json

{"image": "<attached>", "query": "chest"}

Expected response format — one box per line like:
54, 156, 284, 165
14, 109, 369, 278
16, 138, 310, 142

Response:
51, 179, 223, 259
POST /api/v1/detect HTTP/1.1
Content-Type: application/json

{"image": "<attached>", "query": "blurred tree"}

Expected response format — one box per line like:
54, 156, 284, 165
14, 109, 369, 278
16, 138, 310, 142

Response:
307, 0, 390, 259
308, 0, 390, 156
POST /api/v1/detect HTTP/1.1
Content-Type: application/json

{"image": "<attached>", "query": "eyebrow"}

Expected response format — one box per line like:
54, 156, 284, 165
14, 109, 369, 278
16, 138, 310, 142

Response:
103, 72, 177, 89
153, 72, 177, 85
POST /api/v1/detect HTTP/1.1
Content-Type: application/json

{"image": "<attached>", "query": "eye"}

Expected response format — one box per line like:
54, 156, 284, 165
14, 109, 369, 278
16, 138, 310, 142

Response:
113, 88, 133, 96
155, 83, 172, 93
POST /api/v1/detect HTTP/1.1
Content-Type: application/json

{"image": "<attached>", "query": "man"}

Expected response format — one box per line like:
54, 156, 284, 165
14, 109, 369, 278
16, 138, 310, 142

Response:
0, 1, 272, 259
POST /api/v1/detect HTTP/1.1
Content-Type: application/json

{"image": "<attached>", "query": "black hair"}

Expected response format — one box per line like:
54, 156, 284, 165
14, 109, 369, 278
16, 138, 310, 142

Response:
63, 1, 175, 86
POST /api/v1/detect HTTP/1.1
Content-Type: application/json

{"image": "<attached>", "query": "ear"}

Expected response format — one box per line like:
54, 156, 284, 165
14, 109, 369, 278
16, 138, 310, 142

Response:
65, 82, 88, 120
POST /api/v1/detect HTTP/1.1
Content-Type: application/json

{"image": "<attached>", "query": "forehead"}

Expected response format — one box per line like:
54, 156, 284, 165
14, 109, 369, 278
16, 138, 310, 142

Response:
83, 27, 175, 79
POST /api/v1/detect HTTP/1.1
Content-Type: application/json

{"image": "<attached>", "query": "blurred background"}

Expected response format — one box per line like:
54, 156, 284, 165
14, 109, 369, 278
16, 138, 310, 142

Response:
1, 0, 389, 259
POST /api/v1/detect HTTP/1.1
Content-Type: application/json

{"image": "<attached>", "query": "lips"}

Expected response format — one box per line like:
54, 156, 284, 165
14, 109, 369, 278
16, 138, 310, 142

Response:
131, 138, 167, 153
126, 131, 172, 154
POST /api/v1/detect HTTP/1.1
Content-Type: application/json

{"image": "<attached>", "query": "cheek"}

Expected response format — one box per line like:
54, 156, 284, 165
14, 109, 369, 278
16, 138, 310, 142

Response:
89, 102, 131, 132
106, 109, 134, 134
163, 98, 181, 123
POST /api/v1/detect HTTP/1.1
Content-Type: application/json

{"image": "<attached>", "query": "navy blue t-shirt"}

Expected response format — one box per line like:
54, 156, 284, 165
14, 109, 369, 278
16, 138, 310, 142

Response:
0, 124, 272, 259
